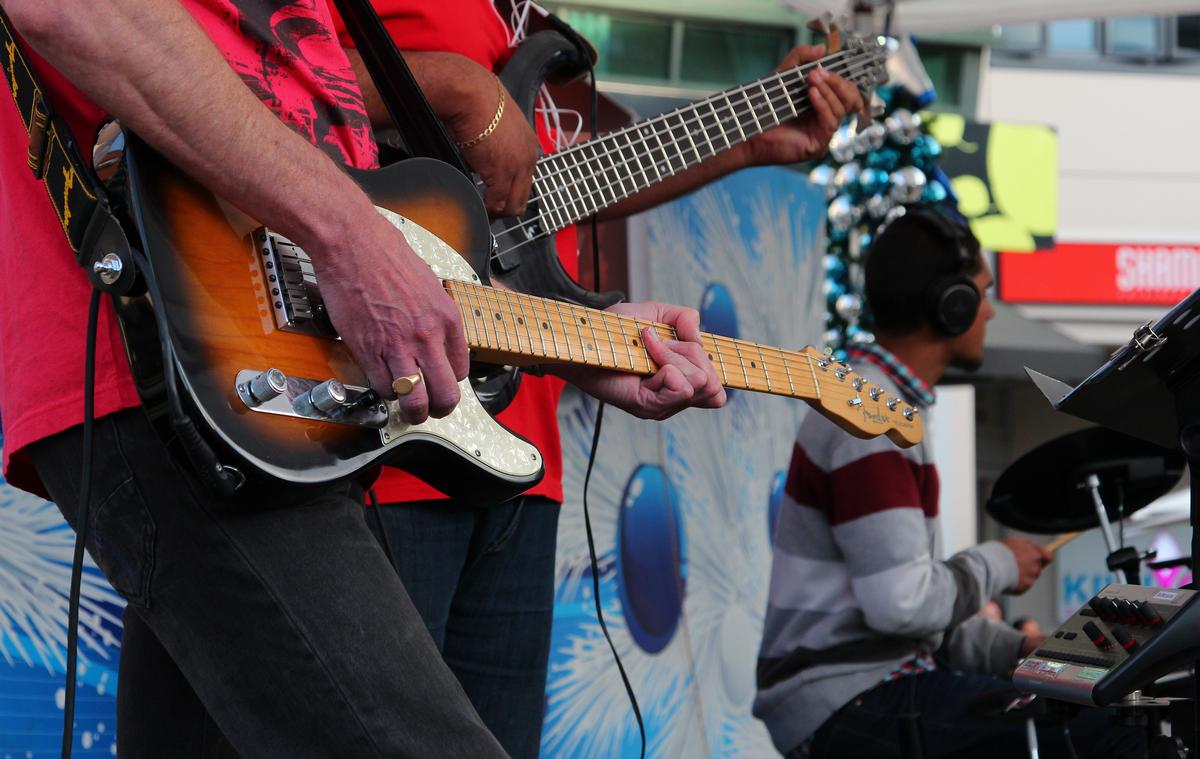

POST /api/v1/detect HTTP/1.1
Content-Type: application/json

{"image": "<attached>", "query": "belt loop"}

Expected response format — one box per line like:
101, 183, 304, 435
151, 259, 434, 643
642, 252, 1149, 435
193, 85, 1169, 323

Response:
26, 88, 48, 178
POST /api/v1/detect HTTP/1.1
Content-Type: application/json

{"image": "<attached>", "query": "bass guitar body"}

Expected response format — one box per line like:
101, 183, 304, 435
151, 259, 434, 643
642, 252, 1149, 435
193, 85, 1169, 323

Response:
118, 137, 545, 502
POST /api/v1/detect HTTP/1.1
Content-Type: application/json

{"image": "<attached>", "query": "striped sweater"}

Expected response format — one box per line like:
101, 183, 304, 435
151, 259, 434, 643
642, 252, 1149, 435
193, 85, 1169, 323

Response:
753, 353, 1024, 754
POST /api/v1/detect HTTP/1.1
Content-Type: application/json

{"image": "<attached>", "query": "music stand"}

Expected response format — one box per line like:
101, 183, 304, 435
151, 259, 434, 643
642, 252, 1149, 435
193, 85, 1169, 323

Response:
1027, 286, 1200, 750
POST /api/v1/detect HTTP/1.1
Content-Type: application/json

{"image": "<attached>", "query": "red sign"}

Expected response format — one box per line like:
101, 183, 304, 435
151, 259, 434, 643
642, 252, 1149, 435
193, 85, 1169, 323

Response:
998, 243, 1200, 306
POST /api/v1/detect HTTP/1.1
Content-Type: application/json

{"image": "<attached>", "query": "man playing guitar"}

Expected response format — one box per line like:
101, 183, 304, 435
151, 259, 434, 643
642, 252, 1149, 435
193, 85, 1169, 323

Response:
0, 0, 726, 755
330, 3, 866, 756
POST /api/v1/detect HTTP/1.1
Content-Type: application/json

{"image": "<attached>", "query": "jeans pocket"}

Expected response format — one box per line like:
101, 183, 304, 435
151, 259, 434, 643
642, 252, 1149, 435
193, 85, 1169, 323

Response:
89, 475, 157, 607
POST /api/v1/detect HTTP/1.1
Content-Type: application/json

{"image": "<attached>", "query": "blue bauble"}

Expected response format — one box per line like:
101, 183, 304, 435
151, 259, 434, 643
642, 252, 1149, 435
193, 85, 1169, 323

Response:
829, 225, 848, 243
617, 464, 687, 654
768, 470, 787, 544
858, 168, 890, 197
923, 181, 948, 203
699, 283, 739, 339
915, 134, 942, 160
824, 255, 847, 280
866, 148, 901, 172
822, 278, 845, 301
833, 348, 849, 363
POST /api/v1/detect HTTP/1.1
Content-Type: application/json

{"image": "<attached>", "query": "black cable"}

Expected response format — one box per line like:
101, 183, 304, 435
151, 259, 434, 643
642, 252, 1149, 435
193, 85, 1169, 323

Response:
367, 487, 399, 571
61, 288, 102, 759
580, 56, 646, 759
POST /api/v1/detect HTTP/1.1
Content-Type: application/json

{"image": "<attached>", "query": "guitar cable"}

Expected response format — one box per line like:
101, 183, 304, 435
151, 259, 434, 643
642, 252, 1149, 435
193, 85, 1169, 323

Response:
576, 51, 647, 759
61, 287, 102, 759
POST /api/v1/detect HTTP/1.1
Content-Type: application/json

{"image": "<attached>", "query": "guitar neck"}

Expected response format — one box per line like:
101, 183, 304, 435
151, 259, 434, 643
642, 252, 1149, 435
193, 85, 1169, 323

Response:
530, 47, 874, 233
450, 280, 819, 400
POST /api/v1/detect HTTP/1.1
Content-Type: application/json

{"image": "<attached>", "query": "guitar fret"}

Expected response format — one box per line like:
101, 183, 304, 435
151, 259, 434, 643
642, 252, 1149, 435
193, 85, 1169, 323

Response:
707, 101, 732, 149
637, 125, 666, 183
740, 89, 763, 135
676, 110, 702, 167
731, 339, 751, 388
532, 171, 566, 232
647, 121, 675, 179
578, 148, 604, 217
584, 144, 614, 209
779, 347, 797, 396
581, 308, 602, 364
623, 319, 637, 370
784, 71, 802, 117
759, 81, 781, 126
561, 152, 588, 223
598, 135, 632, 201
804, 353, 822, 399
624, 131, 652, 193
753, 342, 771, 392
465, 284, 496, 350
498, 288, 528, 355
724, 95, 747, 142
596, 310, 621, 368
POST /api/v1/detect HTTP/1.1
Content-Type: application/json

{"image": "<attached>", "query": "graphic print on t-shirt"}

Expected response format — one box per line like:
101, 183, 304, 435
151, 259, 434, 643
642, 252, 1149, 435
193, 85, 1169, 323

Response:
216, 0, 376, 167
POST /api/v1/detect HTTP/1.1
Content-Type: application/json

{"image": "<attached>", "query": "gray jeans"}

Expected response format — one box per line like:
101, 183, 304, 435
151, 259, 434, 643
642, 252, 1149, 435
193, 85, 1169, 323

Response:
30, 408, 507, 758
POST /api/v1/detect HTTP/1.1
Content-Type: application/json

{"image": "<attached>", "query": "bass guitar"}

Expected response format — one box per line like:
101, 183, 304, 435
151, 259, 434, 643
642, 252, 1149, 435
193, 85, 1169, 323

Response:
110, 133, 921, 503
491, 29, 888, 304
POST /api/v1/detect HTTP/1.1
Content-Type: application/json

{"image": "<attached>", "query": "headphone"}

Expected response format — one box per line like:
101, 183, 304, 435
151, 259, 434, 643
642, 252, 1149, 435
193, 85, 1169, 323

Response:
906, 209, 981, 337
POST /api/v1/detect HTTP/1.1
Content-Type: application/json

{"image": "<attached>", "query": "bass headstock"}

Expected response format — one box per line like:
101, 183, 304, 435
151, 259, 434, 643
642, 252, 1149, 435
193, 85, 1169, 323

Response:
808, 14, 890, 120
799, 346, 924, 449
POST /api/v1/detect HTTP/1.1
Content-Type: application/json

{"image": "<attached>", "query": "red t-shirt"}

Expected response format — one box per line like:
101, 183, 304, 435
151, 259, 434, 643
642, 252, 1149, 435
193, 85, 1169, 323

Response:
0, 1, 375, 497
332, 0, 578, 505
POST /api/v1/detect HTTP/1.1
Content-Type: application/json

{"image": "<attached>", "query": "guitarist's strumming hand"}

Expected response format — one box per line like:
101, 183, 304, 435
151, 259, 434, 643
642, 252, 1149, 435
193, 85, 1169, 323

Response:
547, 302, 726, 420
315, 208, 469, 426
739, 44, 866, 168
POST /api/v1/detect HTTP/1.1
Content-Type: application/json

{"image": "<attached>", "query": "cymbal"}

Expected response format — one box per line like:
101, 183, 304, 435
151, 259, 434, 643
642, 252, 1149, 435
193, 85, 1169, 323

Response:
987, 427, 1185, 534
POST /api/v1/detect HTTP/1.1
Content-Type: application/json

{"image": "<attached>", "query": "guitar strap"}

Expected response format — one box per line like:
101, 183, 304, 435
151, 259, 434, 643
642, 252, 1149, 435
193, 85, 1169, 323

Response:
0, 8, 135, 292
329, 0, 470, 176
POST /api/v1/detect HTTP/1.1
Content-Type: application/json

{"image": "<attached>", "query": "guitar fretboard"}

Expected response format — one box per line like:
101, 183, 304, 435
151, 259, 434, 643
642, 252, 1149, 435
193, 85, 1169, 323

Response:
447, 279, 831, 400
529, 46, 880, 234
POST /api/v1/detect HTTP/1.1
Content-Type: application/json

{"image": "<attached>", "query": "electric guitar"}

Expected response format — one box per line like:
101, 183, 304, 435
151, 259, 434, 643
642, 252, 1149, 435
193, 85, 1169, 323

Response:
111, 135, 921, 503
490, 29, 889, 305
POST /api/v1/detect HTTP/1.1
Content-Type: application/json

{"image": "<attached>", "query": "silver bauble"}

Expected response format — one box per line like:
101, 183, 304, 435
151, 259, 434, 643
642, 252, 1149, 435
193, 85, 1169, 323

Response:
848, 262, 865, 291
865, 193, 892, 220
808, 164, 838, 200
884, 205, 908, 225
885, 109, 922, 146
834, 162, 862, 193
827, 196, 855, 231
829, 125, 857, 163
888, 166, 927, 204
856, 122, 887, 153
850, 329, 876, 345
822, 329, 842, 347
835, 293, 863, 322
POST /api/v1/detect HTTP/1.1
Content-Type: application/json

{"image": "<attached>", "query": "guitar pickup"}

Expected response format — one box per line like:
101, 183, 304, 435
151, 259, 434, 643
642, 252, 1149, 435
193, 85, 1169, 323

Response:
254, 228, 338, 339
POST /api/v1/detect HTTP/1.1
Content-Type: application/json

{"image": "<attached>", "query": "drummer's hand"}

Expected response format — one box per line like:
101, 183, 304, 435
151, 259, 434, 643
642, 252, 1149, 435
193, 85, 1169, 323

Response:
1002, 538, 1053, 594
1019, 633, 1047, 660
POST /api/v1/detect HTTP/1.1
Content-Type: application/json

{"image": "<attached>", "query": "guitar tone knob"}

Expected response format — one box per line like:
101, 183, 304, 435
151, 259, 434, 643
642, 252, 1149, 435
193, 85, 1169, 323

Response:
239, 368, 287, 407
309, 379, 349, 413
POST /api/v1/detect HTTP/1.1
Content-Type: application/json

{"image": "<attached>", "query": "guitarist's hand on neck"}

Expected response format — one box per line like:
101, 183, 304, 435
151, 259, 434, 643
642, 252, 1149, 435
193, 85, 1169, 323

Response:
738, 44, 865, 168
346, 48, 539, 218
545, 301, 726, 421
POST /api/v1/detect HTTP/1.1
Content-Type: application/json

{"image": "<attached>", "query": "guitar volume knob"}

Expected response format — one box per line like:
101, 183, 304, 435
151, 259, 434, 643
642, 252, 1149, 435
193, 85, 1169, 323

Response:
239, 368, 287, 407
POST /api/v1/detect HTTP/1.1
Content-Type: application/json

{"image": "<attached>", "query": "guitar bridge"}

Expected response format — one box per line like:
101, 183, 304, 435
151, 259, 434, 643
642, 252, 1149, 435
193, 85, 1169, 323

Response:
254, 228, 337, 338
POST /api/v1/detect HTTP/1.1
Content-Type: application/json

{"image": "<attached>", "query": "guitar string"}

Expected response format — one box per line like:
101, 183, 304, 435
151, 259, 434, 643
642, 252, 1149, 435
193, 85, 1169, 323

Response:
445, 280, 914, 412
453, 279, 864, 390
518, 52, 875, 229
489, 57, 880, 256
476, 51, 867, 235
488, 58, 878, 264
515, 53, 869, 229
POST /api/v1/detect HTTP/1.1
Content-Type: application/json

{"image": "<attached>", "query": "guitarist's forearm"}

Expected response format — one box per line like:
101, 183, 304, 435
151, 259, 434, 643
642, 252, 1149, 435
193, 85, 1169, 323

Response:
596, 144, 752, 222
4, 0, 378, 257
345, 47, 494, 136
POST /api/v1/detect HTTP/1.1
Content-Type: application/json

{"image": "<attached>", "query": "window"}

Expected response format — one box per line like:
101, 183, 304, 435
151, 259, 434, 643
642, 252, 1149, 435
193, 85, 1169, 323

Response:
1046, 20, 1099, 53
996, 23, 1042, 52
680, 21, 793, 86
1175, 15, 1200, 56
1108, 17, 1162, 57
557, 9, 673, 81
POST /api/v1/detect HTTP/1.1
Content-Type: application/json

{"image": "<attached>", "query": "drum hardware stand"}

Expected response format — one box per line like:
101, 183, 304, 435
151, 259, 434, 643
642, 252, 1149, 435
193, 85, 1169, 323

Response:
1081, 472, 1157, 585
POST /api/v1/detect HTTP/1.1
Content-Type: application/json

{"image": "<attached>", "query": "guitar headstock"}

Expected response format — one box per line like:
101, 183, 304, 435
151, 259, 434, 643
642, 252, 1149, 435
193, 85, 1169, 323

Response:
799, 346, 924, 448
807, 15, 890, 119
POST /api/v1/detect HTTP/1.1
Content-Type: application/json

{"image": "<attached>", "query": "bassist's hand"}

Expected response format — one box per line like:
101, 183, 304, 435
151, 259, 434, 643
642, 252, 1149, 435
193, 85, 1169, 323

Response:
549, 302, 726, 420
315, 210, 469, 425
741, 45, 865, 167
448, 64, 539, 219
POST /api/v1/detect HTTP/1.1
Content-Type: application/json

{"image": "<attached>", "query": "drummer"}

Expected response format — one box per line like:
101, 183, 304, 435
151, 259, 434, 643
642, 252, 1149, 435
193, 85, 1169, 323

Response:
753, 209, 1145, 759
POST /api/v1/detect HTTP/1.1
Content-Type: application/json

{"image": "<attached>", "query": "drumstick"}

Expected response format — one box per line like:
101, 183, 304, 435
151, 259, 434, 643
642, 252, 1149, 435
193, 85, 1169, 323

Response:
1043, 531, 1083, 554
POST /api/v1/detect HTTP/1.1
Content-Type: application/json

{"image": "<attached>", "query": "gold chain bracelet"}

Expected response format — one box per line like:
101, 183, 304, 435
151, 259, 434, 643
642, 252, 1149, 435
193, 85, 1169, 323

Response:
457, 75, 505, 150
